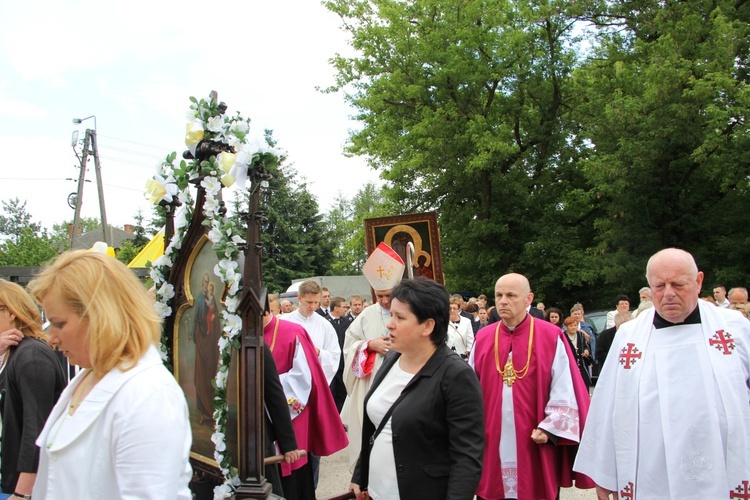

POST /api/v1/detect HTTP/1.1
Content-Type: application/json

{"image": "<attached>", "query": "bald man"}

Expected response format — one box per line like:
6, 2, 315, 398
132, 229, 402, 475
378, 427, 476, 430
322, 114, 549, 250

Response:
470, 273, 594, 499
574, 248, 750, 499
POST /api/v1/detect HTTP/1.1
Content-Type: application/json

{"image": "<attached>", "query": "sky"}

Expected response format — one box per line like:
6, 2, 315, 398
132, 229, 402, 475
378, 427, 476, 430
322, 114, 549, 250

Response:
0, 0, 380, 233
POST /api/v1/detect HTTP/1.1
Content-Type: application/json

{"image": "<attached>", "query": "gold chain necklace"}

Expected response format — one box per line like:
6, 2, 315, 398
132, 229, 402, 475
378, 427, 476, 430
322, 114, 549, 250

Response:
495, 317, 535, 387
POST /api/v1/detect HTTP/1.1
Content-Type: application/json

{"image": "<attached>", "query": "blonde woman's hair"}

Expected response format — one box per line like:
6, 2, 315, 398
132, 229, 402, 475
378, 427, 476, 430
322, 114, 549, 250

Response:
0, 279, 46, 340
27, 250, 161, 375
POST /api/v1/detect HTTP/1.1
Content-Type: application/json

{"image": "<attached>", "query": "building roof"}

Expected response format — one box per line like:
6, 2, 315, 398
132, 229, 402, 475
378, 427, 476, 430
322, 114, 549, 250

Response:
71, 225, 136, 250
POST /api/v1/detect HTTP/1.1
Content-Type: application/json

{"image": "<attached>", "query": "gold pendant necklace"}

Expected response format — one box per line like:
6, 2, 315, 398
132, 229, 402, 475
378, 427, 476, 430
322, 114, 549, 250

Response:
495, 317, 535, 387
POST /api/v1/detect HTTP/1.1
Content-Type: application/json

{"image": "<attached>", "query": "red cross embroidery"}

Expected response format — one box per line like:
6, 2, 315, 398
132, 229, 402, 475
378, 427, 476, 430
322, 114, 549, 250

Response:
709, 329, 735, 355
619, 343, 642, 369
731, 480, 750, 499
620, 481, 635, 500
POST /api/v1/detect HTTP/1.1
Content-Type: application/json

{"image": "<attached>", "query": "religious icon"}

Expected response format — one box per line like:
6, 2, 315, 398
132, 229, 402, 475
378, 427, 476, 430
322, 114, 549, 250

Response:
364, 212, 444, 285
174, 234, 239, 468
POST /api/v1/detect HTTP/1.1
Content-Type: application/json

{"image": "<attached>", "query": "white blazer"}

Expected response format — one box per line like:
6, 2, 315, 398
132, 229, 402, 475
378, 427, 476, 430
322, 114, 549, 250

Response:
34, 345, 193, 499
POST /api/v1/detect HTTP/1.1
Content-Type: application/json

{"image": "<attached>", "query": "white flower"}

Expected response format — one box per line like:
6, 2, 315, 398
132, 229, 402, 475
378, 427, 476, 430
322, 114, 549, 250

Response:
178, 190, 192, 205
208, 226, 223, 244
207, 115, 225, 133
214, 483, 233, 500
203, 194, 221, 217
231, 234, 246, 245
158, 282, 175, 301
218, 335, 229, 352
152, 254, 173, 268
224, 313, 242, 335
201, 176, 222, 196
149, 267, 162, 284
154, 301, 172, 319
216, 368, 228, 389
211, 432, 227, 451
224, 295, 239, 313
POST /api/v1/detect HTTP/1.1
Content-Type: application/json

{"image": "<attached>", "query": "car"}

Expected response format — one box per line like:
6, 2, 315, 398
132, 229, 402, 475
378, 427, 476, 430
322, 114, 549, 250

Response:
584, 310, 609, 335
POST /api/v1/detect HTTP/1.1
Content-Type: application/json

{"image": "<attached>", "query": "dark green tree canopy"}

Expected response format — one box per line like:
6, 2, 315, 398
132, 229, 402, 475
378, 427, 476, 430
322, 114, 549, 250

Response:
324, 0, 750, 308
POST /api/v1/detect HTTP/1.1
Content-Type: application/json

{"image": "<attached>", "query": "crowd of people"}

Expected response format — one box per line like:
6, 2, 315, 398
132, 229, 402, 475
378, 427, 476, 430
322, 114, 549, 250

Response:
0, 245, 748, 499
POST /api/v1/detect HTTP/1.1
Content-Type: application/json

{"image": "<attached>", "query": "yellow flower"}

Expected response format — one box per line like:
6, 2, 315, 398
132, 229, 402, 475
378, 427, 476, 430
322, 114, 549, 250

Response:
145, 178, 167, 205
219, 152, 237, 173
185, 122, 204, 150
219, 152, 238, 187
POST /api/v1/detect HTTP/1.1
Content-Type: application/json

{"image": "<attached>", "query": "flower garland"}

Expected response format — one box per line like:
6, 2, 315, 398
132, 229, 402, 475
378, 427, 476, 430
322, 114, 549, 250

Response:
146, 92, 279, 499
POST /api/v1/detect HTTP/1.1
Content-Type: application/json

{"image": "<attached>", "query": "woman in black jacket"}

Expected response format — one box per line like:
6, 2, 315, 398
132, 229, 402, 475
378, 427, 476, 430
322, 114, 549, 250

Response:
350, 278, 484, 500
0, 280, 66, 497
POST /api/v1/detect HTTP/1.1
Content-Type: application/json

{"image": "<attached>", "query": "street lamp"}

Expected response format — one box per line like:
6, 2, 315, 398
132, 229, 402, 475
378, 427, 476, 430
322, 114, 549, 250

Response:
69, 114, 108, 248
72, 115, 97, 131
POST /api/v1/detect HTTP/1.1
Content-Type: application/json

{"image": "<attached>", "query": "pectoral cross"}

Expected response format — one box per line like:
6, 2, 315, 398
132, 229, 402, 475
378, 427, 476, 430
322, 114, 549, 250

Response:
501, 359, 516, 387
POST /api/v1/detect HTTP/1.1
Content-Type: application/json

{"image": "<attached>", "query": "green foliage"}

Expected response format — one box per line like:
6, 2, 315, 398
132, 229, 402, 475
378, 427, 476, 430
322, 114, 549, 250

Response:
228, 135, 336, 294
324, 183, 390, 275
116, 240, 144, 266
0, 198, 42, 244
0, 199, 61, 266
131, 208, 149, 247
0, 227, 60, 266
324, 0, 750, 309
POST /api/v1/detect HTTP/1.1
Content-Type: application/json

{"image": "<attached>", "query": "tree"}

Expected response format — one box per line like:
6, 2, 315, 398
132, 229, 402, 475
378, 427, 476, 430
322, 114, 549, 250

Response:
0, 198, 41, 244
324, 0, 588, 298
323, 182, 390, 275
131, 208, 149, 247
0, 199, 61, 266
569, 0, 750, 299
228, 131, 336, 293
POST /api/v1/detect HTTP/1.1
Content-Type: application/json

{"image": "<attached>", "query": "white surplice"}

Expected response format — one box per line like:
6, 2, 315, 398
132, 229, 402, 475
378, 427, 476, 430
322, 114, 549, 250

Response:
281, 310, 341, 385
574, 301, 750, 500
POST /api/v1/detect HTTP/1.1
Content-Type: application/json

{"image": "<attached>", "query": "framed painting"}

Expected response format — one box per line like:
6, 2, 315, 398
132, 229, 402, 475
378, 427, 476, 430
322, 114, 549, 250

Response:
174, 234, 240, 468
364, 212, 444, 284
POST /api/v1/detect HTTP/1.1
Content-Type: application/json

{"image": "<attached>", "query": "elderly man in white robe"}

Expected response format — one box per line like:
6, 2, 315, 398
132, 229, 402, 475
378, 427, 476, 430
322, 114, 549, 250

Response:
574, 248, 750, 500
340, 242, 405, 473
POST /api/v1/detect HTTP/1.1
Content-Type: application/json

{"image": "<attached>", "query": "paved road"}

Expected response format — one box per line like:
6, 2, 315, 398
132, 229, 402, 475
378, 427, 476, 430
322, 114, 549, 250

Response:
316, 447, 597, 499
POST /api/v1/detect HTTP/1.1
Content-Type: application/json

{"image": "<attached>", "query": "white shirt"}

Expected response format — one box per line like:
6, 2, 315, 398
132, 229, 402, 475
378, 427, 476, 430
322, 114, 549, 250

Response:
281, 310, 341, 385
367, 358, 415, 500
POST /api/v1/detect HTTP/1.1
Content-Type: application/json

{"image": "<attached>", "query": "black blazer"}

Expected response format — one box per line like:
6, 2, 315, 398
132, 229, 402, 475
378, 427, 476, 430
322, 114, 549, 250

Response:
0, 337, 66, 493
352, 344, 484, 500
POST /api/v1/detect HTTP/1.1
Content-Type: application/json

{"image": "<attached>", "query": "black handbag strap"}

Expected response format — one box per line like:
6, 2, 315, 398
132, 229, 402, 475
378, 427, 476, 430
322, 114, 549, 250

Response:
369, 385, 410, 446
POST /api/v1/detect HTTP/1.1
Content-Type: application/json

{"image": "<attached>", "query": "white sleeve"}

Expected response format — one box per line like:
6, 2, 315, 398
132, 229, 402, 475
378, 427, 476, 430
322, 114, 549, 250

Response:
537, 338, 581, 442
315, 322, 342, 385
278, 337, 313, 420
113, 376, 193, 499
462, 318, 475, 353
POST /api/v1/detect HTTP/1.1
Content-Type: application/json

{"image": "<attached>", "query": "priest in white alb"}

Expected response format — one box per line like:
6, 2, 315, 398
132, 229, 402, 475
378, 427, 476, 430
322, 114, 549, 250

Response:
340, 242, 405, 473
574, 248, 750, 499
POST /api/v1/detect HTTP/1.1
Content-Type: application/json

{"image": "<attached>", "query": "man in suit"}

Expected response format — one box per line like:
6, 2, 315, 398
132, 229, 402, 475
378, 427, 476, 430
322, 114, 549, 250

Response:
328, 296, 352, 412
316, 287, 332, 318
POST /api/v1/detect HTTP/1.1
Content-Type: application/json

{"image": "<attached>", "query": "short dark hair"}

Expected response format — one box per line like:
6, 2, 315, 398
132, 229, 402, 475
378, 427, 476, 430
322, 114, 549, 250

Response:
713, 284, 726, 292
391, 277, 449, 346
615, 294, 630, 305
331, 296, 346, 308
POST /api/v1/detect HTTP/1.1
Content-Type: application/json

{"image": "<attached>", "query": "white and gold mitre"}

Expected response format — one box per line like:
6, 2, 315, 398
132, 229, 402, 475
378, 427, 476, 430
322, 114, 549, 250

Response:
363, 242, 406, 291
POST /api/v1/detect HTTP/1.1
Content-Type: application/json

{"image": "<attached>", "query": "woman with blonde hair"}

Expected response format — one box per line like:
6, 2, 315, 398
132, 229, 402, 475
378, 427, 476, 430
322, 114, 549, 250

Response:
0, 280, 66, 500
27, 250, 192, 499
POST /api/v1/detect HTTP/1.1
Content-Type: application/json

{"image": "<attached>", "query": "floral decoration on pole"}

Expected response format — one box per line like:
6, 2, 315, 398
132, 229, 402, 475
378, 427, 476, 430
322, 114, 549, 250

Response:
145, 92, 279, 499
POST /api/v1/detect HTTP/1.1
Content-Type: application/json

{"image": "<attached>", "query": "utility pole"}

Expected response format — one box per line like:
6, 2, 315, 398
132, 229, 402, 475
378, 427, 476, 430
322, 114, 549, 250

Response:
70, 117, 109, 249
